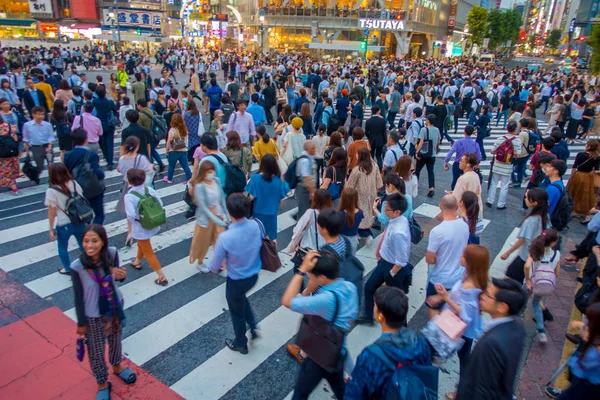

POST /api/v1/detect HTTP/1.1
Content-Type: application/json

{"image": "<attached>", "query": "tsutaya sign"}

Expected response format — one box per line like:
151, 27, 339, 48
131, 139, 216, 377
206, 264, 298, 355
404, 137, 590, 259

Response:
358, 18, 405, 31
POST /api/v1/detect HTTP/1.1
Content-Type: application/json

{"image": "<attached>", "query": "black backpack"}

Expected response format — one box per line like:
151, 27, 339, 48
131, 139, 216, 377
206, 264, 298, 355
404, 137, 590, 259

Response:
575, 280, 598, 314
207, 154, 246, 196
52, 183, 94, 226
325, 109, 341, 134
549, 182, 573, 231
69, 98, 83, 122
72, 151, 105, 199
321, 237, 365, 302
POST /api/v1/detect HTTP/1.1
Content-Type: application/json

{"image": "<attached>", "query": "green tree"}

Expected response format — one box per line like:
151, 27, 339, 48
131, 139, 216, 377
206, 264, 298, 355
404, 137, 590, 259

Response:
487, 9, 507, 49
503, 9, 523, 45
466, 6, 489, 48
528, 33, 539, 48
544, 29, 562, 51
587, 24, 600, 74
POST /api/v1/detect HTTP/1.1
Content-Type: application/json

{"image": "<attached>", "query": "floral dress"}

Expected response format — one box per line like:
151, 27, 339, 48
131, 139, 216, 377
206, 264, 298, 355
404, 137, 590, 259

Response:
0, 123, 19, 188
346, 161, 383, 229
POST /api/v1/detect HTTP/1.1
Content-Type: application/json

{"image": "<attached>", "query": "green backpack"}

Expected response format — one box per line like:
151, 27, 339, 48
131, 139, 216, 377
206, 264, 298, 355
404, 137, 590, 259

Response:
131, 187, 166, 230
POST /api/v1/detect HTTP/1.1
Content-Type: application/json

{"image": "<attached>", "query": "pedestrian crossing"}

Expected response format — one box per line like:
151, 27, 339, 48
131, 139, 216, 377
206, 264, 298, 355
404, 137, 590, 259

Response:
363, 106, 580, 180
0, 117, 538, 399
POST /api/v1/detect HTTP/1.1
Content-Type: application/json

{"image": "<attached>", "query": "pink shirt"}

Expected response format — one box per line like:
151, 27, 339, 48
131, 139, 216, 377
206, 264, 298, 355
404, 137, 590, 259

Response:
71, 113, 103, 144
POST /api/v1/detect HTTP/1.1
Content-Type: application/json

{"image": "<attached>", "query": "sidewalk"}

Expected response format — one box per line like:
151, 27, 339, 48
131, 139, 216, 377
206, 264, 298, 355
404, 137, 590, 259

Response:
0, 270, 182, 400
515, 237, 582, 399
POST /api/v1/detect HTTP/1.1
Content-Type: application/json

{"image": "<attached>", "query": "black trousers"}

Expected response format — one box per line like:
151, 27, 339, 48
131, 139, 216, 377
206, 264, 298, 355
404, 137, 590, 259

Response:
292, 358, 345, 400
371, 145, 384, 171
364, 258, 413, 319
415, 156, 436, 189
225, 274, 258, 348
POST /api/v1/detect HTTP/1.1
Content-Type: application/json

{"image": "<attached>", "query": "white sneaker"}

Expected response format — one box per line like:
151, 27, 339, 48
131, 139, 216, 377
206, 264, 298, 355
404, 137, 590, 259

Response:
218, 270, 228, 278
539, 332, 548, 343
196, 263, 210, 273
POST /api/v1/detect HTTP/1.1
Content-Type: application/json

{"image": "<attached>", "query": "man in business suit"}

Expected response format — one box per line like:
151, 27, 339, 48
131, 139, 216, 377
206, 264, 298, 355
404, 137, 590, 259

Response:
350, 95, 364, 130
455, 277, 528, 400
22, 78, 49, 116
64, 128, 105, 225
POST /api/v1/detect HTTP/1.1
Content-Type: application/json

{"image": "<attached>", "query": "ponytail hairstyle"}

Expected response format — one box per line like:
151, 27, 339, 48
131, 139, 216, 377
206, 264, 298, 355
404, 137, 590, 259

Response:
529, 228, 559, 261
461, 191, 480, 235
123, 136, 140, 154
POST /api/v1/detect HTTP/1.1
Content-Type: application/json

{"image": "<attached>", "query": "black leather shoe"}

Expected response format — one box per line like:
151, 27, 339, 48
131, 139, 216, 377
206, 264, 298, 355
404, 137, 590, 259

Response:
427, 190, 435, 198
250, 329, 260, 341
225, 338, 248, 354
485, 202, 493, 208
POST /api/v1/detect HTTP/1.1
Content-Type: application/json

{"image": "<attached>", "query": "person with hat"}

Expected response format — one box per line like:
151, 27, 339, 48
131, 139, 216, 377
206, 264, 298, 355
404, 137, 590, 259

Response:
336, 89, 350, 128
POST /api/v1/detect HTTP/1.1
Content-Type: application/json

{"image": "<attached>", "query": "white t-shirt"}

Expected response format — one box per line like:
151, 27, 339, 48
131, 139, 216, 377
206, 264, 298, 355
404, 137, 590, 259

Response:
45, 181, 84, 227
427, 218, 469, 288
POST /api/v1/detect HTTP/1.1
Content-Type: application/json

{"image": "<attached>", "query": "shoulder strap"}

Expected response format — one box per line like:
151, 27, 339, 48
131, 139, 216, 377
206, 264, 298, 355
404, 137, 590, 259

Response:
253, 218, 266, 239
366, 343, 397, 370
208, 153, 226, 166
550, 181, 564, 194
130, 190, 143, 200
314, 210, 319, 251
550, 251, 558, 262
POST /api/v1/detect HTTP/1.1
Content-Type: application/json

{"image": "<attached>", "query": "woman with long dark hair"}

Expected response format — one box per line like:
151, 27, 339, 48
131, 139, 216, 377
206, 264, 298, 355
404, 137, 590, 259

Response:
71, 224, 135, 400
452, 153, 483, 223
245, 154, 290, 241
460, 191, 483, 245
501, 188, 549, 284
338, 187, 364, 254
524, 228, 561, 344
184, 98, 203, 162
51, 99, 71, 161
346, 147, 383, 246
323, 131, 343, 165
45, 163, 85, 275
321, 146, 347, 200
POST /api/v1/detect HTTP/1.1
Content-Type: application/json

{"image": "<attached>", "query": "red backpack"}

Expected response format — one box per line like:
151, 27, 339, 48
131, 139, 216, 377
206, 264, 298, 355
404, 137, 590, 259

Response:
495, 136, 516, 164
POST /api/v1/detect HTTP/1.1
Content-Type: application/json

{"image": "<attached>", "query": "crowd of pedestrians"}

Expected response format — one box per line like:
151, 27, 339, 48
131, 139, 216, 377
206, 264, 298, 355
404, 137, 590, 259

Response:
1, 43, 600, 400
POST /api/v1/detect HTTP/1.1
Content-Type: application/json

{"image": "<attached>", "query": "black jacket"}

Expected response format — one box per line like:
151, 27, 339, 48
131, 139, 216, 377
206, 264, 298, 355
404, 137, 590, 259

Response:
432, 104, 448, 131
92, 97, 117, 132
262, 85, 276, 107
456, 318, 525, 400
64, 147, 105, 181
351, 102, 364, 123
23, 88, 49, 114
365, 115, 387, 148
121, 123, 152, 158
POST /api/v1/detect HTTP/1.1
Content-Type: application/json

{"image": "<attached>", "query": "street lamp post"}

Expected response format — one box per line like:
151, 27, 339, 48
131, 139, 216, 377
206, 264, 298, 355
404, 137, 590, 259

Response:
258, 8, 266, 55
110, 0, 121, 51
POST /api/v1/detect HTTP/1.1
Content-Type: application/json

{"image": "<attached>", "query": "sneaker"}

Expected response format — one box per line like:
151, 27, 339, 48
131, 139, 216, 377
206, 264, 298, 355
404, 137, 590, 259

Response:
218, 270, 228, 278
485, 201, 493, 208
11, 188, 18, 196
497, 206, 507, 210
538, 332, 548, 343
163, 176, 173, 184
545, 387, 562, 399
196, 263, 210, 273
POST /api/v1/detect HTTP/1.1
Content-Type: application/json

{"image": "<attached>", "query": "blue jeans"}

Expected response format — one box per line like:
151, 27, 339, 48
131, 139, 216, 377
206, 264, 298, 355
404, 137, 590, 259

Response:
541, 95, 550, 114
167, 151, 192, 181
476, 135, 487, 161
512, 156, 529, 184
496, 109, 509, 128
151, 141, 164, 167
532, 295, 546, 333
56, 223, 85, 271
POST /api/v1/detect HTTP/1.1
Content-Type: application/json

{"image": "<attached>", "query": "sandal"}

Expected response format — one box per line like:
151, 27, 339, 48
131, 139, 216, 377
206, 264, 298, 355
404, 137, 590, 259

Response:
154, 277, 168, 286
96, 382, 111, 400
114, 367, 137, 384
129, 262, 142, 270
58, 268, 71, 275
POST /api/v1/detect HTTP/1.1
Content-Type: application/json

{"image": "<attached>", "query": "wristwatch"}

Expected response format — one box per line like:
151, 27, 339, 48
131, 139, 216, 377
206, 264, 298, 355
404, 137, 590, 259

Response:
295, 270, 308, 278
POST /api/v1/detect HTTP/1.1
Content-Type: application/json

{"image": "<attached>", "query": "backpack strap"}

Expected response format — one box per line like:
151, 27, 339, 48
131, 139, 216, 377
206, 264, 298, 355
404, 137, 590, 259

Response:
366, 343, 397, 371
550, 181, 564, 194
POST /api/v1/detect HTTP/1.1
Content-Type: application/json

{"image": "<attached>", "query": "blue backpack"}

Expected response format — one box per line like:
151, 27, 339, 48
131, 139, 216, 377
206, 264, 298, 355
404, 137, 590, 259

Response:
367, 343, 439, 400
526, 130, 541, 155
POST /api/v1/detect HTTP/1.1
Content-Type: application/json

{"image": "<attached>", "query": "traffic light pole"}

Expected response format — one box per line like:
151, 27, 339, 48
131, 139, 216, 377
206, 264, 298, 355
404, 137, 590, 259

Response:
114, 0, 121, 51
362, 29, 369, 61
